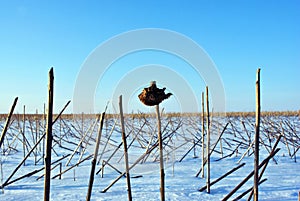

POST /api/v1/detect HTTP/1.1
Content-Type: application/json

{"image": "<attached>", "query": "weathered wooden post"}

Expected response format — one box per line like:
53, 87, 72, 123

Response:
35, 109, 39, 165
248, 134, 282, 200
42, 103, 46, 165
119, 95, 132, 201
201, 92, 205, 178
138, 81, 172, 201
22, 105, 26, 166
44, 67, 54, 201
156, 104, 165, 201
0, 97, 18, 149
86, 113, 105, 201
59, 163, 62, 180
206, 86, 211, 194
254, 68, 261, 201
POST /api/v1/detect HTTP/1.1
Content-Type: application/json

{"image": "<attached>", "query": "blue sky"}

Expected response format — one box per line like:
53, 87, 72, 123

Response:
0, 1, 299, 113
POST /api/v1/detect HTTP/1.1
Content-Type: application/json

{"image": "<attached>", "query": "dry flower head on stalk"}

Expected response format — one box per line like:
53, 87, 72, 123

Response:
138, 81, 172, 106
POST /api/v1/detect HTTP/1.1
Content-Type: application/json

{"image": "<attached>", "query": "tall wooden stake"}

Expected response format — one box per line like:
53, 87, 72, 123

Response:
42, 103, 46, 165
254, 68, 261, 201
35, 109, 39, 165
201, 92, 205, 178
206, 86, 211, 194
86, 113, 105, 201
0, 97, 18, 149
44, 67, 54, 201
248, 134, 282, 201
156, 104, 165, 201
22, 105, 26, 166
222, 148, 280, 201
119, 95, 132, 201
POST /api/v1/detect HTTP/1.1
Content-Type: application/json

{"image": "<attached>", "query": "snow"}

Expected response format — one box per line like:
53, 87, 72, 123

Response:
0, 115, 299, 200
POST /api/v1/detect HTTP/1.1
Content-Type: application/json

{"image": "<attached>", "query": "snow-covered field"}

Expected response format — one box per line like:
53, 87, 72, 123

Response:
0, 114, 299, 200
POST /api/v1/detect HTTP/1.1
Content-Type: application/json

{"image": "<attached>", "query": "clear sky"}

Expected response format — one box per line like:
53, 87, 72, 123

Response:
0, 1, 299, 114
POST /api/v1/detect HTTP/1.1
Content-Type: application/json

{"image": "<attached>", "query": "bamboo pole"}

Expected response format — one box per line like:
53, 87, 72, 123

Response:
201, 92, 205, 178
1, 161, 4, 194
97, 119, 117, 165
59, 115, 62, 146
119, 95, 132, 201
221, 148, 280, 201
233, 178, 268, 201
247, 134, 282, 201
206, 86, 210, 194
254, 68, 261, 201
95, 128, 132, 175
0, 101, 69, 189
22, 105, 26, 166
196, 123, 229, 177
77, 118, 99, 164
238, 139, 255, 164
35, 154, 70, 181
52, 154, 93, 179
81, 112, 84, 154
220, 137, 223, 157
0, 97, 18, 149
101, 131, 163, 193
156, 104, 165, 201
96, 138, 125, 175
66, 117, 98, 166
35, 109, 39, 165
53, 101, 71, 124
59, 163, 62, 180
51, 154, 93, 181
44, 67, 54, 201
215, 142, 242, 162
42, 103, 46, 165
38, 162, 62, 180
199, 163, 246, 192
2, 154, 69, 187
117, 121, 147, 163
1, 138, 45, 188
102, 160, 123, 175
86, 112, 105, 201
178, 137, 201, 162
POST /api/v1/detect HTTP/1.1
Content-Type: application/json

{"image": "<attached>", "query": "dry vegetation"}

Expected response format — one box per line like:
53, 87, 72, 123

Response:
0, 109, 299, 200
0, 110, 299, 121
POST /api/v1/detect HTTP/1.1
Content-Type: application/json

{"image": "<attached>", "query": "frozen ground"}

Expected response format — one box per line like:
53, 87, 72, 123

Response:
1, 151, 299, 201
0, 115, 299, 200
